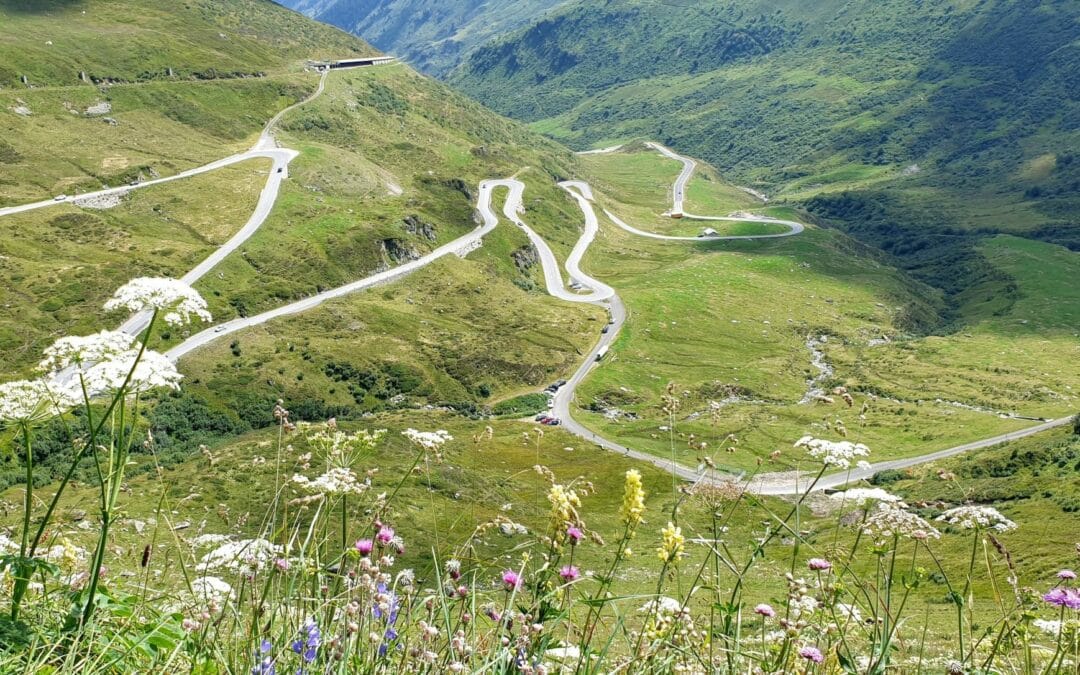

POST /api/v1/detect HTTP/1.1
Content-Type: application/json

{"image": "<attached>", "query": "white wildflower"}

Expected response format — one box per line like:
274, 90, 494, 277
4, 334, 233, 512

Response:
104, 277, 211, 326
402, 428, 453, 451
0, 378, 78, 423
640, 596, 683, 614
790, 594, 818, 620
196, 538, 280, 574
794, 436, 869, 469
862, 503, 941, 544
291, 467, 368, 496
189, 534, 234, 547
936, 505, 1017, 532
831, 488, 903, 506
83, 349, 182, 395
38, 330, 134, 375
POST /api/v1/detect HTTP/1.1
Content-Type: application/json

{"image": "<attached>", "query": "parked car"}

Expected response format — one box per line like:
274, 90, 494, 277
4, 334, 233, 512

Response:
601, 325, 609, 334
535, 413, 550, 422
53, 194, 67, 201
547, 418, 561, 426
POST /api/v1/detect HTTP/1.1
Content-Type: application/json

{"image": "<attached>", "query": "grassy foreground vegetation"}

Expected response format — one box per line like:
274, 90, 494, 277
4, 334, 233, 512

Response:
1, 293, 1078, 671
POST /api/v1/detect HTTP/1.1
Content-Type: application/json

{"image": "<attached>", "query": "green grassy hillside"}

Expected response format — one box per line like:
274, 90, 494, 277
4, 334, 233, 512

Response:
0, 0, 372, 87
451, 0, 1080, 324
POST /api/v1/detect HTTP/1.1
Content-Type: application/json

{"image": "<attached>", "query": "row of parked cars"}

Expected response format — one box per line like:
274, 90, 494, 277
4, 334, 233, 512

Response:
544, 379, 567, 394
535, 379, 568, 425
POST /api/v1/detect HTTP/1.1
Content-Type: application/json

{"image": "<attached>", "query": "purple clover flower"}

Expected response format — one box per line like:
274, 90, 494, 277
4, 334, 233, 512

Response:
376, 525, 395, 545
502, 569, 523, 591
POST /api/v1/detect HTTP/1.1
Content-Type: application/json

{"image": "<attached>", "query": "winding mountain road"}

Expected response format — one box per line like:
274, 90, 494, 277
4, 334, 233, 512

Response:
3, 69, 1067, 495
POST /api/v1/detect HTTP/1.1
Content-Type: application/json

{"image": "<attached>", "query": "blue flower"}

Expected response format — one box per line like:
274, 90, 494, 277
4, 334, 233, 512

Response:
290, 618, 321, 664
251, 641, 275, 675
373, 583, 400, 624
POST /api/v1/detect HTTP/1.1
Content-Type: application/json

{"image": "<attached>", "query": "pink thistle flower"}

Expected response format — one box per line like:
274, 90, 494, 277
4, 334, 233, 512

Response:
274, 558, 290, 572
808, 558, 832, 571
501, 569, 522, 591
376, 525, 395, 545
567, 526, 584, 545
754, 603, 776, 618
559, 565, 580, 582
1058, 569, 1077, 581
355, 539, 374, 556
799, 646, 824, 664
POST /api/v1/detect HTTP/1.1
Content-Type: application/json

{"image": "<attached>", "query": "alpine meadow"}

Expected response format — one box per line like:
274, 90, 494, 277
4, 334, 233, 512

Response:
0, 0, 1078, 673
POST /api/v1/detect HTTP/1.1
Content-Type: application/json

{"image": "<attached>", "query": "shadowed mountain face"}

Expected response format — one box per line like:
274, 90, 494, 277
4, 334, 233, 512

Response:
276, 0, 568, 76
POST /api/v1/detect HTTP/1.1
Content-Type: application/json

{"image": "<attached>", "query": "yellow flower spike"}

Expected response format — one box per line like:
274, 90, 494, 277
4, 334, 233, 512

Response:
620, 469, 646, 531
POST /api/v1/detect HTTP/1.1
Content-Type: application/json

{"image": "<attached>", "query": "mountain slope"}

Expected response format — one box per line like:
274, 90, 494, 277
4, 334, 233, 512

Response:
0, 0, 374, 87
450, 0, 1079, 323
276, 0, 568, 76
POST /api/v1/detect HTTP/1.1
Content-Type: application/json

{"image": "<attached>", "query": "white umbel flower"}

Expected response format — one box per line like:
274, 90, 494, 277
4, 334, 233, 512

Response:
38, 330, 135, 375
794, 436, 870, 468
191, 576, 234, 605
0, 378, 78, 423
196, 538, 281, 574
291, 467, 368, 495
402, 428, 453, 450
862, 503, 941, 544
104, 277, 211, 326
84, 349, 182, 395
936, 505, 1017, 532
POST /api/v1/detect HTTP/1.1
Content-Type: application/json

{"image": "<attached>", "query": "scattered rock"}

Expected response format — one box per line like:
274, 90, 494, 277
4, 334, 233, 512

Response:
75, 192, 124, 210
511, 244, 539, 272
172, 521, 191, 531
10, 104, 31, 116
402, 214, 437, 241
380, 238, 420, 263
85, 101, 112, 116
